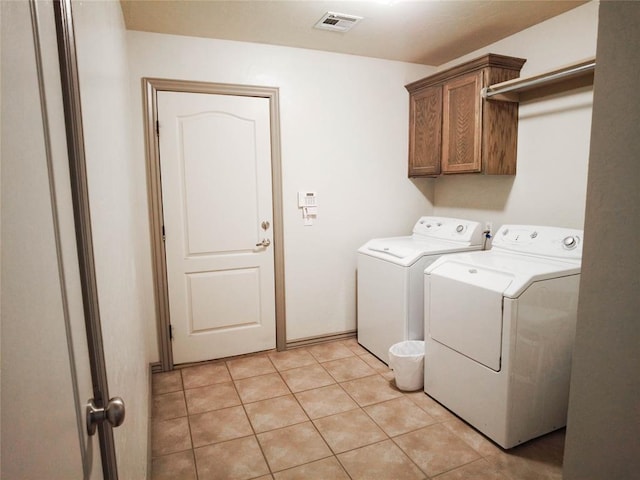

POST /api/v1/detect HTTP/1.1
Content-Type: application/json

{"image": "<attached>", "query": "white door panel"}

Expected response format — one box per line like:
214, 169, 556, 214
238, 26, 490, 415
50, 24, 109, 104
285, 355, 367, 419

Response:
180, 111, 260, 254
188, 268, 260, 331
158, 91, 276, 363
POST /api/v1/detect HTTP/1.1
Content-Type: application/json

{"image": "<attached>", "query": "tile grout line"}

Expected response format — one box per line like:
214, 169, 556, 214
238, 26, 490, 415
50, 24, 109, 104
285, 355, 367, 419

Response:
301, 348, 400, 478
179, 369, 196, 420
260, 348, 336, 477
237, 353, 280, 478
266, 343, 357, 477
280, 343, 355, 479
229, 348, 355, 477
176, 369, 199, 479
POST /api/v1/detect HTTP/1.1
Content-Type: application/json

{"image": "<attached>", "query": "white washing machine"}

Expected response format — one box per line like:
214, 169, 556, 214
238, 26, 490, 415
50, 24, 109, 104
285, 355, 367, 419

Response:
424, 224, 583, 448
357, 216, 484, 363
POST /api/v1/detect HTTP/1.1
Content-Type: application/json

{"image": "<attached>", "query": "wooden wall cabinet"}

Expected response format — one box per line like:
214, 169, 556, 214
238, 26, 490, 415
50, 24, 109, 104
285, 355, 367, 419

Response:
406, 54, 526, 177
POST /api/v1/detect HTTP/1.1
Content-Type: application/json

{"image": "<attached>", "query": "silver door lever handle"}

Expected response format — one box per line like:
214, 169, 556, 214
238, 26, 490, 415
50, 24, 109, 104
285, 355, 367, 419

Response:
256, 238, 271, 247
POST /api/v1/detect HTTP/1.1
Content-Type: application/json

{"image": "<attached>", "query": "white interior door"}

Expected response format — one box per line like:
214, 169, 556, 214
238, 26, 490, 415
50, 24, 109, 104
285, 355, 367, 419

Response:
158, 91, 276, 364
1, 1, 103, 477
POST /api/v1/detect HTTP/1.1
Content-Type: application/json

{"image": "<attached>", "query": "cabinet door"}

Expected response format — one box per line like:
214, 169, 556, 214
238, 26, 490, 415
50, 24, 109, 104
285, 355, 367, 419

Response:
442, 71, 483, 173
408, 85, 442, 176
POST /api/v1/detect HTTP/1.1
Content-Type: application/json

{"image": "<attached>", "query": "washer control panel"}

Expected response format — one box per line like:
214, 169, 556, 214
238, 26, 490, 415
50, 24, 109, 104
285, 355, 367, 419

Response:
412, 216, 483, 246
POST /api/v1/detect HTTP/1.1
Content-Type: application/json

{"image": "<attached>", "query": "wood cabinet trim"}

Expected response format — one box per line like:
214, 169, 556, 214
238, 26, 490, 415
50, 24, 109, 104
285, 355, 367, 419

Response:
405, 53, 526, 93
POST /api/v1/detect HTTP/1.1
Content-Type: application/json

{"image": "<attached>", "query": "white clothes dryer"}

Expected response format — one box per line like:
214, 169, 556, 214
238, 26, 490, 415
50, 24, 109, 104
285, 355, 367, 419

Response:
357, 216, 483, 363
424, 225, 583, 448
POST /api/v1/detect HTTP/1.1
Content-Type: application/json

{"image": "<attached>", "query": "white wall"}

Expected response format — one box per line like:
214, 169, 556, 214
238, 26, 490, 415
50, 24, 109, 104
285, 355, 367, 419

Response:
564, 1, 640, 478
433, 1, 599, 232
73, 1, 153, 477
125, 32, 434, 345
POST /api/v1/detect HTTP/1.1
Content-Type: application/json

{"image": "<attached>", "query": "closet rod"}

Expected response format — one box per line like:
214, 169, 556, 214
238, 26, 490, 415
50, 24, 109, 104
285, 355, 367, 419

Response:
482, 58, 595, 101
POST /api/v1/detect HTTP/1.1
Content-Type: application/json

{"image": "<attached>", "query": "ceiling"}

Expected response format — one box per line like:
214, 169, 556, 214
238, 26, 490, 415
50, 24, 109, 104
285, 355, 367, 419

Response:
119, 0, 588, 66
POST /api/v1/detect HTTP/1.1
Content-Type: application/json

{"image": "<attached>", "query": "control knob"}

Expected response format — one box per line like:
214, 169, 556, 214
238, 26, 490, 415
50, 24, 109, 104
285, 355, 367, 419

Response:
562, 236, 578, 249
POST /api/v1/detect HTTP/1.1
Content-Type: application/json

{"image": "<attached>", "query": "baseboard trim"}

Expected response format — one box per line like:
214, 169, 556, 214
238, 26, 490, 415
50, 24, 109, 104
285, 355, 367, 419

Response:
286, 330, 357, 349
147, 363, 155, 479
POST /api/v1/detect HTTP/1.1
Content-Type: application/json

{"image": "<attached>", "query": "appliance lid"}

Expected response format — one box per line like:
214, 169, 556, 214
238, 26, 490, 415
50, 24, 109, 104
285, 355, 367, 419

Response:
428, 259, 514, 293
425, 251, 580, 298
359, 236, 482, 266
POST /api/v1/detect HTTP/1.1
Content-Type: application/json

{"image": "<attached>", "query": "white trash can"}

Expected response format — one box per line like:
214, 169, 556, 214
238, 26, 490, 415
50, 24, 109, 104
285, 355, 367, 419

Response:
388, 340, 425, 391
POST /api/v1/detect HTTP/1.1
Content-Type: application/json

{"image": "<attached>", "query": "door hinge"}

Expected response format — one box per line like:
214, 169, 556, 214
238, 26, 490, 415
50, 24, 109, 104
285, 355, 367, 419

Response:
155, 120, 160, 136
162, 225, 166, 242
169, 324, 174, 340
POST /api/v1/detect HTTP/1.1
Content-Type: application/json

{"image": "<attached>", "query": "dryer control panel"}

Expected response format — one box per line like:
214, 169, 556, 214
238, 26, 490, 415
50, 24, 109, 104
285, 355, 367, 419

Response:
492, 225, 583, 260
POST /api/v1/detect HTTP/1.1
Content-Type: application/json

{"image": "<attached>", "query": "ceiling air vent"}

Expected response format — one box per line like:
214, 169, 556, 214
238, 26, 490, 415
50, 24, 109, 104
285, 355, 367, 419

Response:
314, 12, 363, 32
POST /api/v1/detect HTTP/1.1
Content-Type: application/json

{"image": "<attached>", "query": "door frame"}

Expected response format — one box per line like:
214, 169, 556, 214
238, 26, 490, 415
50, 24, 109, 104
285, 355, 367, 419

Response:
52, 0, 119, 477
142, 78, 286, 371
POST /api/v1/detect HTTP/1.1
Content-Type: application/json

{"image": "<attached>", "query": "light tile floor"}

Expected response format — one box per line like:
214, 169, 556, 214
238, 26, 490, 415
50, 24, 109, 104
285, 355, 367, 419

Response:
151, 338, 565, 480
